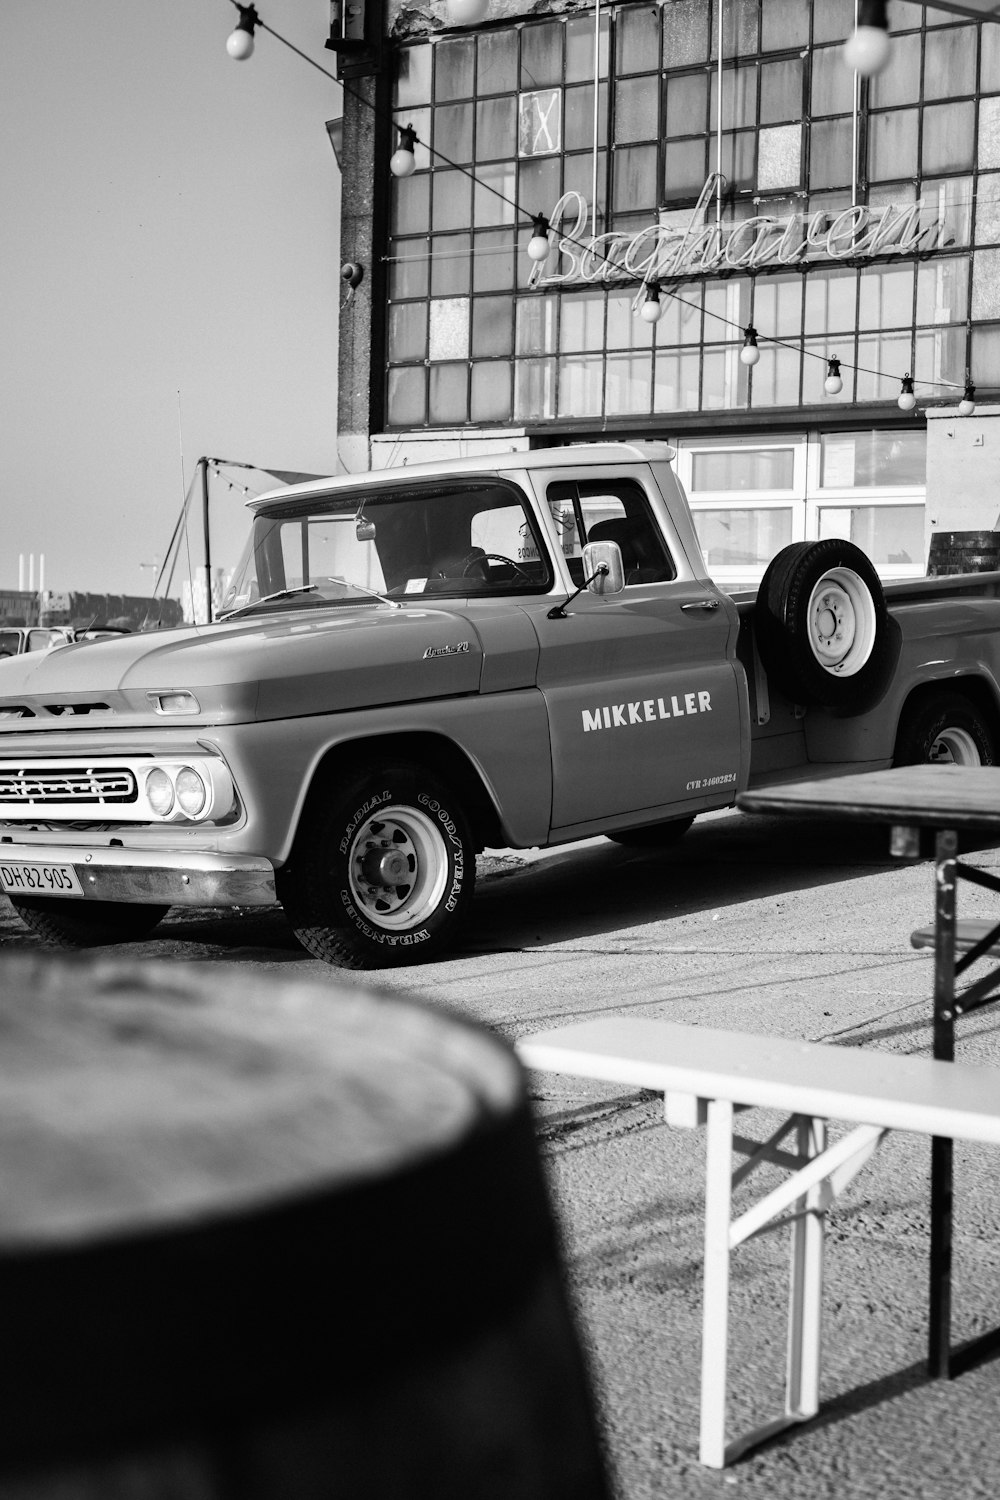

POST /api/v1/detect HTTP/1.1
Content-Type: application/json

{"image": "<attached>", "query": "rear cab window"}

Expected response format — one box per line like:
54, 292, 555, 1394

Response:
546, 479, 677, 587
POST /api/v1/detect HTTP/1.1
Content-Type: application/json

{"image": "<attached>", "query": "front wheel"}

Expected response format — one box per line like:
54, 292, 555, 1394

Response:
8, 898, 169, 948
281, 762, 477, 968
894, 691, 997, 767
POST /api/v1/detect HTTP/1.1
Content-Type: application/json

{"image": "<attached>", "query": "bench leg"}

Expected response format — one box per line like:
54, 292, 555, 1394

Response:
786, 1116, 826, 1420
699, 1097, 734, 1468
698, 1108, 884, 1468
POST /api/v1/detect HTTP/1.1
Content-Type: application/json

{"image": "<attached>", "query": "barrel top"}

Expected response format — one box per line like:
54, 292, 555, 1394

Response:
0, 955, 520, 1244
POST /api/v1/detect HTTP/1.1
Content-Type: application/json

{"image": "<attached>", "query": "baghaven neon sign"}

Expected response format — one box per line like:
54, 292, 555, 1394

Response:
530, 174, 950, 299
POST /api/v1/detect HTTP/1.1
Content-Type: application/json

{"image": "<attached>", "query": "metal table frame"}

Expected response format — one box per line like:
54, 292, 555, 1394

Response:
738, 765, 1000, 1382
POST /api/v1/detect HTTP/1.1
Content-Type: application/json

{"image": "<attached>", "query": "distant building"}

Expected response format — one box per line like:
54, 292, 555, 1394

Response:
0, 590, 183, 631
335, 0, 1000, 586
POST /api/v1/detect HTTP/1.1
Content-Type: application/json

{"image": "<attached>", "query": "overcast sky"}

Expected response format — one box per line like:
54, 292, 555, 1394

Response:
1, 0, 342, 598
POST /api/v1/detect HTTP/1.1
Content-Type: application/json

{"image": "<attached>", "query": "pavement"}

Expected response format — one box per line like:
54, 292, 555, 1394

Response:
3, 813, 1000, 1497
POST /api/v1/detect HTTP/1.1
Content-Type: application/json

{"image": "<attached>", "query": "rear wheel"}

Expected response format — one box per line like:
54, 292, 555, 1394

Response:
282, 761, 476, 968
8, 898, 168, 948
607, 815, 695, 848
894, 691, 997, 767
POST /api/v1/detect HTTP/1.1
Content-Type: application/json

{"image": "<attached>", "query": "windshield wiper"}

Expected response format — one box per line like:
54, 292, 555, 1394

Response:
218, 578, 401, 621
218, 584, 319, 620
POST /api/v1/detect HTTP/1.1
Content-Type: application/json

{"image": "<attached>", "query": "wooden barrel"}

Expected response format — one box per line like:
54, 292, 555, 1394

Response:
0, 955, 610, 1500
927, 530, 1000, 576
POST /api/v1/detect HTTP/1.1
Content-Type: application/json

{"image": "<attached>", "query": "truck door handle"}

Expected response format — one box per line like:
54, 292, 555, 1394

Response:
680, 599, 720, 611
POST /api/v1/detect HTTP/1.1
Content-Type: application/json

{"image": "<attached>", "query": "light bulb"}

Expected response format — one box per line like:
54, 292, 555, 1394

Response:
640, 286, 663, 324
447, 0, 489, 21
843, 0, 890, 77
389, 125, 417, 179
740, 325, 760, 367
226, 4, 258, 60
958, 380, 976, 417
898, 373, 916, 412
824, 357, 843, 396
526, 214, 551, 263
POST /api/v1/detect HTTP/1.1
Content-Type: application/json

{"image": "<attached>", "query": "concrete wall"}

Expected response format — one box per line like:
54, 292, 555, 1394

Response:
925, 405, 1000, 552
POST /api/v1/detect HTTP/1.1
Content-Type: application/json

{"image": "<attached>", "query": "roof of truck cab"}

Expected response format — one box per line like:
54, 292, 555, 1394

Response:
247, 441, 678, 509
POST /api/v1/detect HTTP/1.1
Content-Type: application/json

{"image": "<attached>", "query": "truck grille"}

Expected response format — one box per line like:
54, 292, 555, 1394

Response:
0, 767, 137, 805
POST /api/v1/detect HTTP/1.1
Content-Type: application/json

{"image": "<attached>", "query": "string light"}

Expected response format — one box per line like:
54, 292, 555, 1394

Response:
389, 125, 417, 178
526, 214, 552, 263
843, 0, 890, 77
740, 326, 760, 367
640, 285, 664, 324
226, 3, 259, 59
224, 1, 984, 417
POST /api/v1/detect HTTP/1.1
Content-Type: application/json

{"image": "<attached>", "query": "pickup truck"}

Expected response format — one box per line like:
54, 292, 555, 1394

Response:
1, 440, 998, 968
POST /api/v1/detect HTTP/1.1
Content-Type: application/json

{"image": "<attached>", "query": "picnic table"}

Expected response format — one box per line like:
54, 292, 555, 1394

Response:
738, 763, 1000, 1380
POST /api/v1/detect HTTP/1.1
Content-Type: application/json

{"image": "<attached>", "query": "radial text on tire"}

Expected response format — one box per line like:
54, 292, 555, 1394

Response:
281, 760, 477, 968
755, 539, 896, 712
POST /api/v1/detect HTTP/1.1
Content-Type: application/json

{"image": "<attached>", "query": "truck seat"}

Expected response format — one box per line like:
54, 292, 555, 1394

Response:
587, 518, 671, 584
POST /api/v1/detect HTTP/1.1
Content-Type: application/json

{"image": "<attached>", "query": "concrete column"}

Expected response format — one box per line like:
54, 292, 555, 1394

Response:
338, 71, 391, 476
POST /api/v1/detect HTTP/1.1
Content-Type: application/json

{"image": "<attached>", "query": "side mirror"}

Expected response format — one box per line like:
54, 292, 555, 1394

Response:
356, 519, 377, 542
582, 540, 625, 595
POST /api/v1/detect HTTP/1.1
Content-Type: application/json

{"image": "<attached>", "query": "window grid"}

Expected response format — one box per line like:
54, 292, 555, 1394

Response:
386, 3, 990, 430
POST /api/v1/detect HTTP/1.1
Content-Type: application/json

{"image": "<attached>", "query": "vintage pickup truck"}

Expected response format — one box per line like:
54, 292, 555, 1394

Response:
0, 441, 998, 967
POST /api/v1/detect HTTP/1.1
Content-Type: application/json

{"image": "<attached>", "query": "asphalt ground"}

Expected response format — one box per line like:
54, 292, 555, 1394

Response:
3, 809, 1000, 1497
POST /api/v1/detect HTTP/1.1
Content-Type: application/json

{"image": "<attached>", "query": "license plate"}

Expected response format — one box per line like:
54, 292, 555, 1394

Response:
0, 861, 84, 897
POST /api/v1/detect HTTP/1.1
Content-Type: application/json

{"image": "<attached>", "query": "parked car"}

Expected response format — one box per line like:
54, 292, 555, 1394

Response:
0, 626, 74, 659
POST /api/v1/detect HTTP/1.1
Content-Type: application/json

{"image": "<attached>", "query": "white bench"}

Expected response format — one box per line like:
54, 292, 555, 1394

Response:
516, 1016, 1000, 1469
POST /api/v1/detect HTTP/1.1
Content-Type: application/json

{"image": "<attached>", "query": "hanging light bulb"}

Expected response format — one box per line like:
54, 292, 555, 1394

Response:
958, 379, 977, 417
824, 356, 843, 396
226, 3, 259, 60
843, 0, 891, 77
526, 214, 552, 263
740, 325, 760, 367
898, 373, 916, 412
389, 125, 418, 178
640, 285, 664, 324
447, 0, 489, 22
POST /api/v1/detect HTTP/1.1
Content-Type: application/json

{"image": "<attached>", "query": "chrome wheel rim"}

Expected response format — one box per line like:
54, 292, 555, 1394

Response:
346, 804, 449, 929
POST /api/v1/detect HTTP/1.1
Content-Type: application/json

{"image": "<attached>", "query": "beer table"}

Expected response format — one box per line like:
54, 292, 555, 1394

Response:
738, 764, 1000, 1381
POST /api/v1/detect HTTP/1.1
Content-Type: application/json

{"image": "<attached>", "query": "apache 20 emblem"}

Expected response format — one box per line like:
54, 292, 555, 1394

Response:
422, 641, 471, 660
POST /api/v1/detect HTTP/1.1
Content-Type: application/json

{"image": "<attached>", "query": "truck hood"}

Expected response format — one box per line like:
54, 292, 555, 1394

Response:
0, 606, 486, 724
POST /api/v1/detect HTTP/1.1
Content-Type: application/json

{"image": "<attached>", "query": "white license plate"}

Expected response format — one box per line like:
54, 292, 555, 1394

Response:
0, 861, 84, 897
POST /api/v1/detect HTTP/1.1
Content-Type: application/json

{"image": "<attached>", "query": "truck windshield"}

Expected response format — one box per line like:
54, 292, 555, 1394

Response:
221, 480, 552, 615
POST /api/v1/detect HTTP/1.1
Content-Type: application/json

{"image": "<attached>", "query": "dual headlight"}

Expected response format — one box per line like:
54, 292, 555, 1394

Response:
143, 761, 234, 822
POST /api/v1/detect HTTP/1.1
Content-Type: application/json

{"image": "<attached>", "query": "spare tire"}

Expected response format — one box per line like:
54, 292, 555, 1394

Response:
755, 539, 896, 712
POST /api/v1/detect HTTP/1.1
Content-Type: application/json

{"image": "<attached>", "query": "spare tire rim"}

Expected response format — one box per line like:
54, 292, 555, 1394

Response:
347, 804, 449, 928
806, 566, 877, 677
928, 726, 982, 766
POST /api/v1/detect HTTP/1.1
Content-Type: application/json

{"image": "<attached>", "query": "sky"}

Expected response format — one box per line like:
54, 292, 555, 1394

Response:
1, 0, 342, 599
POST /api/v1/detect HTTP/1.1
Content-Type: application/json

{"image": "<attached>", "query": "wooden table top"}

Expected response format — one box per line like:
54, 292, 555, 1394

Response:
737, 765, 1000, 831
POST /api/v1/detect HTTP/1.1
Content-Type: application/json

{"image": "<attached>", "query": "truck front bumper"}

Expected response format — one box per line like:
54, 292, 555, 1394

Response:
0, 841, 278, 908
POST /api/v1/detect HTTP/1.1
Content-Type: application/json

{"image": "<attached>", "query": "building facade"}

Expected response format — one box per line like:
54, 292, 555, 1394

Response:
337, 0, 1000, 585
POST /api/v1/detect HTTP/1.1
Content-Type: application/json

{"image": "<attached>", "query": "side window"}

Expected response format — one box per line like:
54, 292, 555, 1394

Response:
27, 630, 55, 652
547, 478, 676, 586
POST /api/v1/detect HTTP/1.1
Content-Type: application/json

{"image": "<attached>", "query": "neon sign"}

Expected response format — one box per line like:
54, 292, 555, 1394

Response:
530, 174, 950, 302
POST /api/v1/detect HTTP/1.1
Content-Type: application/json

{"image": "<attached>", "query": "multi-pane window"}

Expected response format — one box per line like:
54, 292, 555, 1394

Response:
386, 1, 991, 429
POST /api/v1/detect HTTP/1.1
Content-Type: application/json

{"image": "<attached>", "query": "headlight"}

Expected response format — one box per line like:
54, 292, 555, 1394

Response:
175, 766, 207, 817
146, 768, 174, 816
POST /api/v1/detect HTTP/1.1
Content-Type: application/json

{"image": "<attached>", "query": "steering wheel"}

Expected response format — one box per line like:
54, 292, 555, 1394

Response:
462, 553, 532, 582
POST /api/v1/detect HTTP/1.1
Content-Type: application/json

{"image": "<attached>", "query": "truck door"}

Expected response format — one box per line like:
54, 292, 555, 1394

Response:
527, 475, 746, 834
